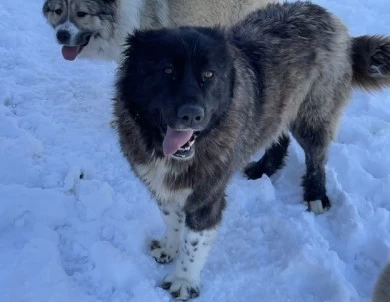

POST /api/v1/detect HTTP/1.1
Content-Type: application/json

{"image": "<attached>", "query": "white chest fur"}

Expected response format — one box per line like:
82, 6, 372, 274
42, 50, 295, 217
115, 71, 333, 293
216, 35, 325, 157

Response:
134, 158, 192, 206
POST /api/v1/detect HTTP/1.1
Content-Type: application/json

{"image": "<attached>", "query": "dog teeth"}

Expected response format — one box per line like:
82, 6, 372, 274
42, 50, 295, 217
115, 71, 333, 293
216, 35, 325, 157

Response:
179, 145, 191, 151
177, 135, 196, 153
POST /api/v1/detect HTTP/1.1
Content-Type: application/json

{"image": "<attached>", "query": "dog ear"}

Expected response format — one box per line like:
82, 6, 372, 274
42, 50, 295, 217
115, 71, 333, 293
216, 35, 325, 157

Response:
125, 30, 146, 50
42, 2, 49, 15
121, 30, 155, 63
127, 29, 169, 49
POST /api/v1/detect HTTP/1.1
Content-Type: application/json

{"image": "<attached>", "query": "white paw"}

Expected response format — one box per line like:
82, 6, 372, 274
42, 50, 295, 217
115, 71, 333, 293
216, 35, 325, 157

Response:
303, 200, 324, 214
149, 239, 177, 264
161, 274, 200, 300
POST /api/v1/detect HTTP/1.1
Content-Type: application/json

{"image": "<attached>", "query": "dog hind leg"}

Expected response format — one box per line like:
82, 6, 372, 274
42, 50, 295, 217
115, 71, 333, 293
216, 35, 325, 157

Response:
295, 60, 352, 213
298, 136, 330, 214
291, 105, 335, 214
244, 133, 290, 180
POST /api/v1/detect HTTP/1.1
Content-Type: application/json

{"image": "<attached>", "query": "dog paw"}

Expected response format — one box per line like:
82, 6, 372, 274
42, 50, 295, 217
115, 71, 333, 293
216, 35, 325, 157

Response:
161, 275, 200, 300
149, 239, 176, 264
304, 196, 331, 214
243, 161, 265, 180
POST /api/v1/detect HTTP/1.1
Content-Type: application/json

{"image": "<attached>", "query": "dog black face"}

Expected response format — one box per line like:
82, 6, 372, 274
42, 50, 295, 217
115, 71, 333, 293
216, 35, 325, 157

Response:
117, 27, 235, 159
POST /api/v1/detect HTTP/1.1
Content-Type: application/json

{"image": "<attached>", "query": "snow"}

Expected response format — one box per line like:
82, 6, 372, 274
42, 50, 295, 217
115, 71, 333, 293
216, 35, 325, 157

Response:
1, 0, 390, 301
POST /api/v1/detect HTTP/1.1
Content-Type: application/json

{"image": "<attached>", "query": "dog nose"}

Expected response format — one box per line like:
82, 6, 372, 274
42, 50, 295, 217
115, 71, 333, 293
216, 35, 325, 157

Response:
177, 105, 205, 127
56, 30, 70, 44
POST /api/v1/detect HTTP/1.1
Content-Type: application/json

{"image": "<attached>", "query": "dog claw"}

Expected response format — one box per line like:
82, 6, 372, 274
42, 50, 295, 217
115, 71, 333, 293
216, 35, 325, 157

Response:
161, 281, 172, 290
161, 275, 200, 300
150, 239, 175, 264
171, 289, 181, 298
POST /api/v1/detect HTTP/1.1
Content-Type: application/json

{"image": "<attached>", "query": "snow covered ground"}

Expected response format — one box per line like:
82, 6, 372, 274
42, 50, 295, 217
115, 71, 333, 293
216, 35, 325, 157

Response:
1, 0, 390, 301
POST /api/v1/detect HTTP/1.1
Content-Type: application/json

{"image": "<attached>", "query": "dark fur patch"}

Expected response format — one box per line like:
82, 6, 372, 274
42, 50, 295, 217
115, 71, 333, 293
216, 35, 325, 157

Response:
352, 35, 390, 91
150, 240, 161, 250
161, 282, 172, 290
244, 134, 290, 179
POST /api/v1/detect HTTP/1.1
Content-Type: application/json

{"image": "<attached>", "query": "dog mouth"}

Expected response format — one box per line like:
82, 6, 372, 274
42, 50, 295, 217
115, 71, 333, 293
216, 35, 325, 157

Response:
61, 35, 92, 61
172, 133, 198, 159
162, 127, 199, 159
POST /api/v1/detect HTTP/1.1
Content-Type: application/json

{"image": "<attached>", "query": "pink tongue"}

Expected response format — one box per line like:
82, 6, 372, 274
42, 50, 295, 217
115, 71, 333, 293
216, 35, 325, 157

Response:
163, 127, 194, 156
61, 46, 80, 61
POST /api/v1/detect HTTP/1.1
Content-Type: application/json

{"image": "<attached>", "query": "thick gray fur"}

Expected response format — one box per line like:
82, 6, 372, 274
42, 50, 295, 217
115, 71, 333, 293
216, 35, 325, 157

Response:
114, 1, 390, 300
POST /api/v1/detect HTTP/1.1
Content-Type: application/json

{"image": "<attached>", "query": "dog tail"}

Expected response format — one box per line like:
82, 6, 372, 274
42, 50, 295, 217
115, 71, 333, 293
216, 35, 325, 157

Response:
352, 35, 390, 91
373, 263, 390, 302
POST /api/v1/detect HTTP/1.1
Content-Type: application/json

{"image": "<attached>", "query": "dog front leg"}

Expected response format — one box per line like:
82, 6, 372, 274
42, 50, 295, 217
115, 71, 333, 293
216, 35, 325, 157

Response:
162, 198, 224, 300
150, 202, 185, 264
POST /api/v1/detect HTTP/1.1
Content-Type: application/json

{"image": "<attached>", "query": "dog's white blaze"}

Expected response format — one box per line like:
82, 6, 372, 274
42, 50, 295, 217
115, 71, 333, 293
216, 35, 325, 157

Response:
135, 159, 192, 206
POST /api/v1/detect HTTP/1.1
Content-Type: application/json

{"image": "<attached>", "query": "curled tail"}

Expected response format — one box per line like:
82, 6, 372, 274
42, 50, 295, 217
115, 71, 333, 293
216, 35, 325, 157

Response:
373, 263, 390, 302
352, 35, 390, 91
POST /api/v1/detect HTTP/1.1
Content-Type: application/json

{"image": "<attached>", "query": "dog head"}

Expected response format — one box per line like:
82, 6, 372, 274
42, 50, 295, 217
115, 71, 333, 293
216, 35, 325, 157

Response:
42, 0, 117, 61
116, 26, 235, 160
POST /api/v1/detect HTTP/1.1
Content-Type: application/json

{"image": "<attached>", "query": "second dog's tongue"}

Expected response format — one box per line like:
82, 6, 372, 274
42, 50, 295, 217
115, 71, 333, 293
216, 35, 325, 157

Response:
163, 127, 193, 156
62, 46, 80, 61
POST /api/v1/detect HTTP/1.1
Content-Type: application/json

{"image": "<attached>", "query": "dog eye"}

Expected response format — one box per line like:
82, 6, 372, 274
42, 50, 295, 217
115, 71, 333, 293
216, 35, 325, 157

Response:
55, 8, 62, 15
77, 12, 88, 18
203, 70, 214, 79
164, 67, 173, 75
